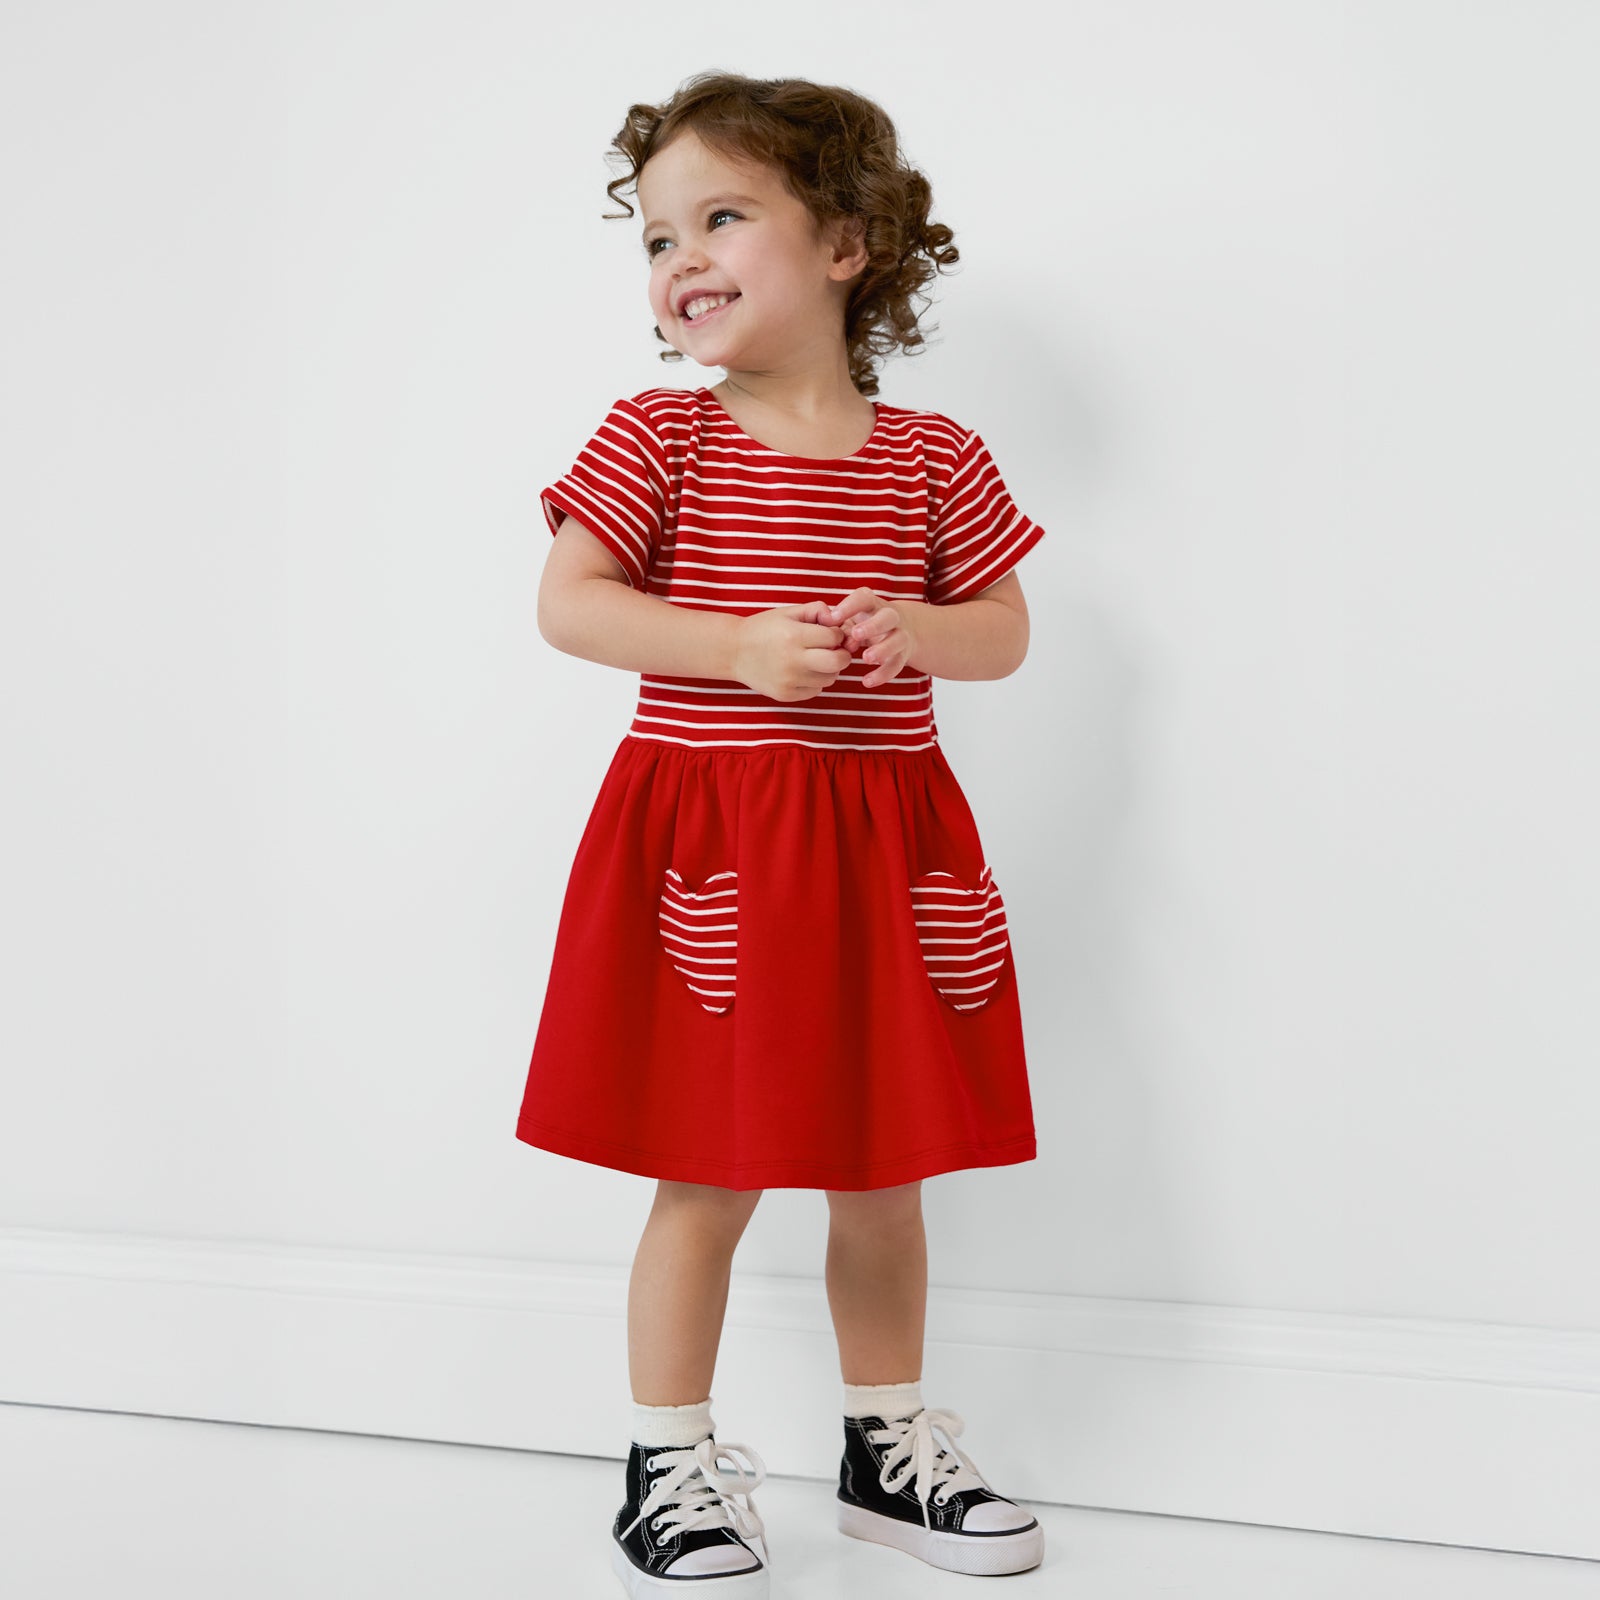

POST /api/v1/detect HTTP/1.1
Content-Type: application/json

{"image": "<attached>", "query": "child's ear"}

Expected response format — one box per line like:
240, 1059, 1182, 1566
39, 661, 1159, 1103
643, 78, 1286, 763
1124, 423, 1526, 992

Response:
831, 215, 869, 277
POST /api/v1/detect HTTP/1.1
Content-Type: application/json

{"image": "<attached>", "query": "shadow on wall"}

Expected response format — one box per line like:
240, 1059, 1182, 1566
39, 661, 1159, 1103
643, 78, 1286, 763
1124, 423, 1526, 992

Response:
903, 297, 1196, 1317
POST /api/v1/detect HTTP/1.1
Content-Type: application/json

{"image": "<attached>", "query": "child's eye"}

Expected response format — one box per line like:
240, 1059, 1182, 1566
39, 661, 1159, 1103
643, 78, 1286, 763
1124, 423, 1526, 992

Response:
645, 209, 741, 257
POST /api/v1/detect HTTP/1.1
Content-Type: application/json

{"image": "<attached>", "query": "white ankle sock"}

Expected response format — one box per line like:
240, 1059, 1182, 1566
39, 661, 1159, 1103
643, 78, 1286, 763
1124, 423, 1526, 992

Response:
843, 1378, 923, 1420
632, 1395, 715, 1447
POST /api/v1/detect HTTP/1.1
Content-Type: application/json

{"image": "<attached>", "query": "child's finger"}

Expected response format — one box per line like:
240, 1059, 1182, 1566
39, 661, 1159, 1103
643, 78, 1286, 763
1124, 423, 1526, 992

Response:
825, 588, 880, 625
862, 626, 899, 663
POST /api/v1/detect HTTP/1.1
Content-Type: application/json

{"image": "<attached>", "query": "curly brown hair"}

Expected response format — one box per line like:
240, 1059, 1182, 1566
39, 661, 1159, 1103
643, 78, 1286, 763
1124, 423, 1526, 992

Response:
601, 70, 960, 398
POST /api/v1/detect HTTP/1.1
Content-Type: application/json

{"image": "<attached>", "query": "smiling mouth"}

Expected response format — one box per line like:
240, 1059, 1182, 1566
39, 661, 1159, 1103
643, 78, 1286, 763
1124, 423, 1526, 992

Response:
682, 294, 740, 326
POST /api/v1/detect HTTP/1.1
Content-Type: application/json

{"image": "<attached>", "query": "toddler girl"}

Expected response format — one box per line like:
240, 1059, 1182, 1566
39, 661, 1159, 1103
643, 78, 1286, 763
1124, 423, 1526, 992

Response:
516, 69, 1048, 1595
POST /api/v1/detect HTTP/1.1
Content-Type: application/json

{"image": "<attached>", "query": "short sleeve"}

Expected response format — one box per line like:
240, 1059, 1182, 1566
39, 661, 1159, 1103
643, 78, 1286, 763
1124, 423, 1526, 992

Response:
926, 429, 1047, 606
540, 396, 668, 591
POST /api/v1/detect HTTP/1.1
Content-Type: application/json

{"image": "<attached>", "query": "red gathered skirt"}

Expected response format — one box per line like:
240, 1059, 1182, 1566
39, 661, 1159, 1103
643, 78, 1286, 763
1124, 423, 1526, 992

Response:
514, 735, 1037, 1191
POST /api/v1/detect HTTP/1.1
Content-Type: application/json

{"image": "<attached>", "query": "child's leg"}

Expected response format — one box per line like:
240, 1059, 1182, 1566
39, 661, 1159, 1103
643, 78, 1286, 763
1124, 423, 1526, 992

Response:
628, 1178, 763, 1405
826, 1179, 1042, 1572
823, 1180, 927, 1385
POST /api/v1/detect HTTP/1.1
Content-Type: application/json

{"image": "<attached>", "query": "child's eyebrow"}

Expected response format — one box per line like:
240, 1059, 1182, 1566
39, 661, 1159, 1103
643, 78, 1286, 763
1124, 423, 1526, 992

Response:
641, 194, 763, 237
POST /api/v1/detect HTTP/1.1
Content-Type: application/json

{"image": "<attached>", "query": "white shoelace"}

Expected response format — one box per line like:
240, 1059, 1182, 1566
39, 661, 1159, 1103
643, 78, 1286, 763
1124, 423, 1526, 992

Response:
620, 1437, 771, 1565
870, 1407, 995, 1533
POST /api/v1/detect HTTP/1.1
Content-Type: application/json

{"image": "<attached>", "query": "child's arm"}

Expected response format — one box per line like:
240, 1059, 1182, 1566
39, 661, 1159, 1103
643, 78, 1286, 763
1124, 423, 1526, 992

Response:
539, 518, 741, 679
539, 516, 852, 695
900, 574, 1030, 681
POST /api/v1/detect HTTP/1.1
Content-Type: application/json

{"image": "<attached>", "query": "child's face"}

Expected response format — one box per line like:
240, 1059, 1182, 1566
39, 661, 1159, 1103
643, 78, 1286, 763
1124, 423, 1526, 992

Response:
637, 129, 863, 373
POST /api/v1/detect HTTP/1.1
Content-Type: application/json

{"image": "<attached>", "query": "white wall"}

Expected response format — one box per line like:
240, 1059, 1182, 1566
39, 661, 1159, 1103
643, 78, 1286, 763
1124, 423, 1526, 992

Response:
3, 0, 1596, 1558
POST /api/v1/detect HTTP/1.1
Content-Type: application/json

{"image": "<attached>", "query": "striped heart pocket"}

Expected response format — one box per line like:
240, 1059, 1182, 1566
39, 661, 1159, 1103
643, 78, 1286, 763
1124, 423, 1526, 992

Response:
659, 868, 739, 1015
909, 864, 1010, 1012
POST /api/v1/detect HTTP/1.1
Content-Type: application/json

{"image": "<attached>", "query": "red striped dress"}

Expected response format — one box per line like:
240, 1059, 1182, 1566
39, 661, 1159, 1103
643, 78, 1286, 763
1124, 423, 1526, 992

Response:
515, 385, 1047, 1191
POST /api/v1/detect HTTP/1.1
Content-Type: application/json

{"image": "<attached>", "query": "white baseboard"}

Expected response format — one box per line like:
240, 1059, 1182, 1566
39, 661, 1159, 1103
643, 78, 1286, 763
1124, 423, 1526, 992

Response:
2, 1227, 1595, 1560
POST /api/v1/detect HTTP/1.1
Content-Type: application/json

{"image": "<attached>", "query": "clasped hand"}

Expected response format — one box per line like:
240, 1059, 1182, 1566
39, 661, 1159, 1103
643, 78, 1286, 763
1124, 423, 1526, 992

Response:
731, 588, 919, 701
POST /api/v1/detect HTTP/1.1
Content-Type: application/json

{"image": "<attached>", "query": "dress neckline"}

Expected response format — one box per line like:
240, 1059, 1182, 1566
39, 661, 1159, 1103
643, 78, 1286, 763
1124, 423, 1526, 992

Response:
699, 386, 883, 463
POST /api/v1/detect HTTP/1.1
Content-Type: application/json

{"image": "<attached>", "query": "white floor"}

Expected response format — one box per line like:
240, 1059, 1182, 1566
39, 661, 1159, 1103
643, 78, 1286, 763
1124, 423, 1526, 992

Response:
3, 1401, 1596, 1598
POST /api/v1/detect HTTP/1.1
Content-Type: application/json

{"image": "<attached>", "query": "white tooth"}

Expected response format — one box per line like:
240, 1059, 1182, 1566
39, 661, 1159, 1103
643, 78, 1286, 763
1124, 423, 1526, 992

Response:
686, 293, 734, 320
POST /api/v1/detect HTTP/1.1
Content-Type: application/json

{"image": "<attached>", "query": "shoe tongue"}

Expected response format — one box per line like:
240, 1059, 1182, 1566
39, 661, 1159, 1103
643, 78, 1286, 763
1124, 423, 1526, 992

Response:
640, 1432, 716, 1480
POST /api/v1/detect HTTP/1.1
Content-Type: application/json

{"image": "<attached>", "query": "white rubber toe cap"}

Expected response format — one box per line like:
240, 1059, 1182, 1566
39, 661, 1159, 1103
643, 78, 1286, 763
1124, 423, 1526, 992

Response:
663, 1544, 762, 1575
958, 1498, 1035, 1532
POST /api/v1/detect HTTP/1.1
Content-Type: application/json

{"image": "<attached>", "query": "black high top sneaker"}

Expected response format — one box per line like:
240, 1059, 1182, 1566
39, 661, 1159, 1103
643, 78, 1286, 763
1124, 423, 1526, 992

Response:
835, 1382, 1044, 1576
610, 1428, 772, 1597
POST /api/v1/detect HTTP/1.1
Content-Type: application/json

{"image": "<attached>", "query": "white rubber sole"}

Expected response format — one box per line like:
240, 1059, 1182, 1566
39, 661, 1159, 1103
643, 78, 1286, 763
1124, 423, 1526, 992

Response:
609, 1537, 770, 1598
837, 1498, 1045, 1575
